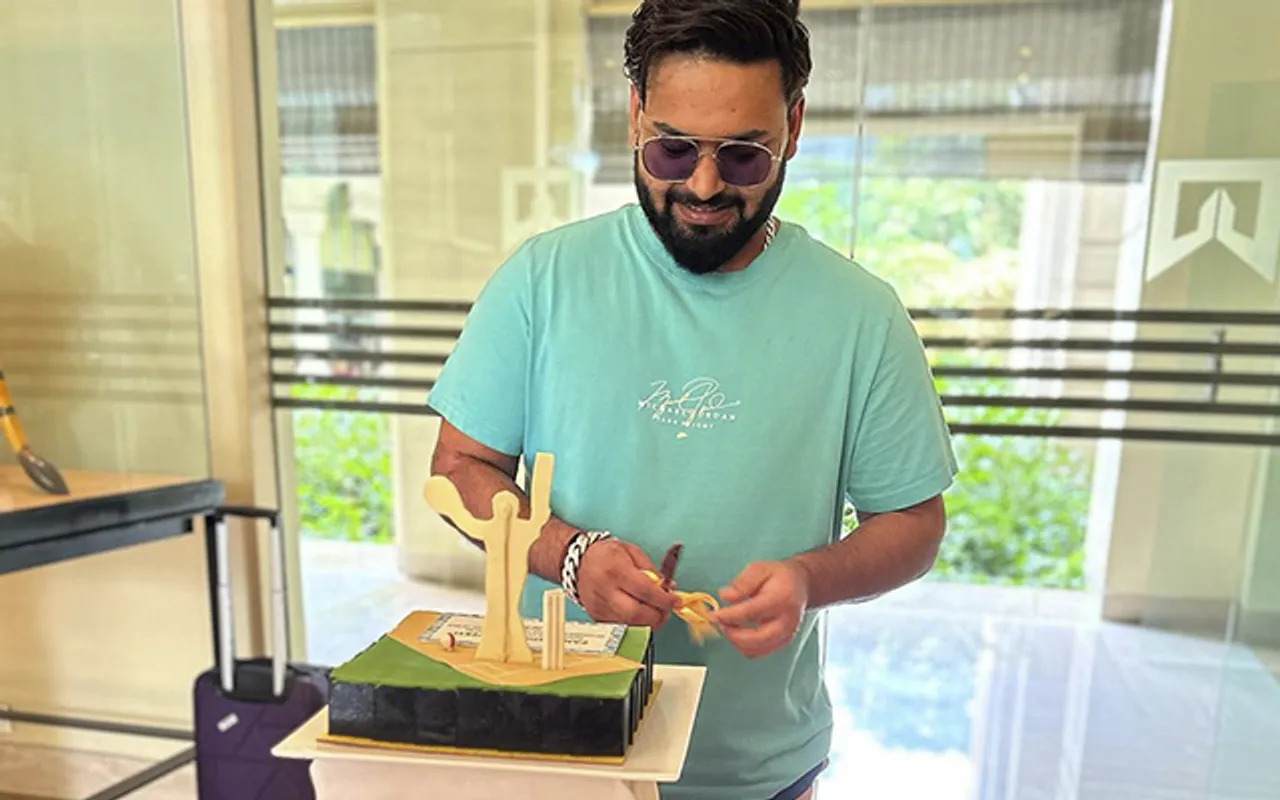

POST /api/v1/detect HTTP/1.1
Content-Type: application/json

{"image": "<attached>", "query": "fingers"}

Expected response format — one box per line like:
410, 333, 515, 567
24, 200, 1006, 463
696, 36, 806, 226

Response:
583, 584, 667, 627
715, 562, 773, 618
612, 542, 677, 611
711, 566, 782, 628
621, 541, 658, 572
724, 562, 773, 598
712, 560, 804, 629
578, 541, 676, 627
709, 593, 775, 628
624, 598, 667, 628
721, 618, 793, 659
622, 570, 679, 612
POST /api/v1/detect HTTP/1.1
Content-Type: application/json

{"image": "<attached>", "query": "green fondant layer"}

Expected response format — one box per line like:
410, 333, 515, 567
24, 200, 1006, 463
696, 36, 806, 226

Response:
330, 625, 651, 699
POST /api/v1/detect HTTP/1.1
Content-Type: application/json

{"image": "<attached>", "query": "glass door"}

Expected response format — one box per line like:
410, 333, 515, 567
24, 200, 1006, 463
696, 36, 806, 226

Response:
252, 2, 1280, 796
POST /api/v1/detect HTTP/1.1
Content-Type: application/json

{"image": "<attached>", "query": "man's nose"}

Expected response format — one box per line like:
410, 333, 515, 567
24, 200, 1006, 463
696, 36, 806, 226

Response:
684, 149, 725, 201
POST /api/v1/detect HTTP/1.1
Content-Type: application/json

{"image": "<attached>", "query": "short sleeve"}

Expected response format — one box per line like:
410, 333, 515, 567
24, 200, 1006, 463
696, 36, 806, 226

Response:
425, 244, 533, 456
845, 295, 959, 514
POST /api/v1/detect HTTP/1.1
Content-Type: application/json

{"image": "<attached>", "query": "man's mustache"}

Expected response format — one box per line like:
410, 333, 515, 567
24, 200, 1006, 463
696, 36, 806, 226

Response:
667, 191, 743, 214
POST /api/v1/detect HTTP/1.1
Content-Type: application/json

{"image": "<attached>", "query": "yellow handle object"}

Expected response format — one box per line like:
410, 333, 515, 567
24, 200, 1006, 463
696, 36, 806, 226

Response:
643, 570, 721, 644
0, 373, 30, 455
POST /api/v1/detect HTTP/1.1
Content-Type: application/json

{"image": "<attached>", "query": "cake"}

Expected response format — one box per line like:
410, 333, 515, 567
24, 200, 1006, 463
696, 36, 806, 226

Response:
325, 611, 655, 759
320, 452, 667, 762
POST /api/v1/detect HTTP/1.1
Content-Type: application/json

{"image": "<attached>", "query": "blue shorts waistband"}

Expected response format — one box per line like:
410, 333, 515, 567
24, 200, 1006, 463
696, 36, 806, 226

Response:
769, 760, 828, 800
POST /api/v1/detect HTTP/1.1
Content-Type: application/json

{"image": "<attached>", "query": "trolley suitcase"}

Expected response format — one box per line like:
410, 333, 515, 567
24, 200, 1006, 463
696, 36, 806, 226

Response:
193, 505, 328, 800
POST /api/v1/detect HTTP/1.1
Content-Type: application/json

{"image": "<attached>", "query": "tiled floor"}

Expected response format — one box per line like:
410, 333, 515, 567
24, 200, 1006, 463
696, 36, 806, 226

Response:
127, 763, 195, 799
4, 541, 1277, 799
0, 742, 193, 800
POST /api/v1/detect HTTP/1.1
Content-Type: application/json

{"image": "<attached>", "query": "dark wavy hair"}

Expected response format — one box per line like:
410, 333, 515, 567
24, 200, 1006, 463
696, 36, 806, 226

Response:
624, 0, 813, 108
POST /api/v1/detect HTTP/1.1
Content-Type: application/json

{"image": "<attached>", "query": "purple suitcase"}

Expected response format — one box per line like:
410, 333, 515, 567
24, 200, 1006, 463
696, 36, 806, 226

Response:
194, 506, 328, 800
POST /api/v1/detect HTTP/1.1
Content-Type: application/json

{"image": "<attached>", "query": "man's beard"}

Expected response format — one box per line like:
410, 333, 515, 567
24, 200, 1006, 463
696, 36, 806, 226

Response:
635, 157, 786, 275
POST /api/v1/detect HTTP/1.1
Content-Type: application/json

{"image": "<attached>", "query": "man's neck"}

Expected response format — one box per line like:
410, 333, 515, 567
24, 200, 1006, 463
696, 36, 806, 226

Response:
717, 218, 773, 274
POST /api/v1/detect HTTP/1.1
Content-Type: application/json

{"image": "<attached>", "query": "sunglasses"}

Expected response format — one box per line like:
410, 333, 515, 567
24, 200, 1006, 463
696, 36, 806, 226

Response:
635, 134, 783, 188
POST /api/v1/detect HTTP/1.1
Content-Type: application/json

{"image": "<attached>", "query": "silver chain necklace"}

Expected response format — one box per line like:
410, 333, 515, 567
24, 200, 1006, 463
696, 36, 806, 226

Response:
763, 216, 779, 250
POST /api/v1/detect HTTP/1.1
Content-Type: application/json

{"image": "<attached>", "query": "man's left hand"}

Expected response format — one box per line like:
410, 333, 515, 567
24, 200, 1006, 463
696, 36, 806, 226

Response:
709, 561, 809, 659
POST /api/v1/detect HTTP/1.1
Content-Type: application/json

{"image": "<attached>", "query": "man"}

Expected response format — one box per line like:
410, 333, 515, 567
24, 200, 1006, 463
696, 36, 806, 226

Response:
427, 1, 958, 797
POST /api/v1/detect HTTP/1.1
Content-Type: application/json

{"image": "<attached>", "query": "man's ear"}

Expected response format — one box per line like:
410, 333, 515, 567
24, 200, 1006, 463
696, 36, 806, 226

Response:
784, 98, 806, 160
628, 85, 642, 147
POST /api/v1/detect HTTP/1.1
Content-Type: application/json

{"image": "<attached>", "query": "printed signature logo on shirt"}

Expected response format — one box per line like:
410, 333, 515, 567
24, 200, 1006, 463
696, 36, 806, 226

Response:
638, 377, 741, 435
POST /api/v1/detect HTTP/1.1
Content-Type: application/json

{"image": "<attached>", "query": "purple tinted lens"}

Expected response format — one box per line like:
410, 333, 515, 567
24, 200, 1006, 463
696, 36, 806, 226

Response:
642, 139, 772, 186
715, 143, 773, 186
642, 139, 700, 181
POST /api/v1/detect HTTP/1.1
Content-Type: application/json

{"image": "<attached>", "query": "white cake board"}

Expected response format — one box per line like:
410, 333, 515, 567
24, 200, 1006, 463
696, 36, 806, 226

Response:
273, 664, 706, 784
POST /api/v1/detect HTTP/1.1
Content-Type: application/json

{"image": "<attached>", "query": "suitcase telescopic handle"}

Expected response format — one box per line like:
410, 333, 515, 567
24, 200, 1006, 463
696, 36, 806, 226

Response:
204, 505, 290, 700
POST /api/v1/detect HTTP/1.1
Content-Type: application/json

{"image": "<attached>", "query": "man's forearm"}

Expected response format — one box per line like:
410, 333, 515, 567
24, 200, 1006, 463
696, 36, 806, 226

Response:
787, 497, 945, 610
430, 453, 578, 584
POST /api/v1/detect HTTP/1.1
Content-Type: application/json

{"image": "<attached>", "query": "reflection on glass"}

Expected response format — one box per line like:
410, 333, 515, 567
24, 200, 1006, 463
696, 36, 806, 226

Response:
822, 601, 1280, 799
0, 0, 206, 478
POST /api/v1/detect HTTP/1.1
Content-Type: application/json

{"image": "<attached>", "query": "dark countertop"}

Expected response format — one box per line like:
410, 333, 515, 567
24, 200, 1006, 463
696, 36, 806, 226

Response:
0, 466, 224, 574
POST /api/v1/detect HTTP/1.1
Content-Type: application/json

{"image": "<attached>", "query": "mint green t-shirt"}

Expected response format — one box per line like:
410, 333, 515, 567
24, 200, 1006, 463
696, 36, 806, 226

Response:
427, 203, 958, 799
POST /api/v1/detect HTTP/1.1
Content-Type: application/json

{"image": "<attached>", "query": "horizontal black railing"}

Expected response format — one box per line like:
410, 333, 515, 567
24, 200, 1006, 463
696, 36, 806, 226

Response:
268, 297, 472, 313
938, 396, 1280, 418
267, 299, 1280, 448
273, 397, 435, 416
922, 337, 1280, 358
271, 373, 437, 391
910, 307, 1280, 325
267, 298, 1280, 326
929, 365, 1280, 388
269, 347, 450, 366
269, 322, 464, 339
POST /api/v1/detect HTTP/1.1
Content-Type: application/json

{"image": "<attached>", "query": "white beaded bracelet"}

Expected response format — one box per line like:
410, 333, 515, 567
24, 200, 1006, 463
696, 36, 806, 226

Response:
560, 530, 612, 607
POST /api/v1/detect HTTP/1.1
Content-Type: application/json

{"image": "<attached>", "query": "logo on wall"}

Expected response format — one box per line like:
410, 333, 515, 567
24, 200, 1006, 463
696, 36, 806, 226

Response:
1146, 159, 1280, 283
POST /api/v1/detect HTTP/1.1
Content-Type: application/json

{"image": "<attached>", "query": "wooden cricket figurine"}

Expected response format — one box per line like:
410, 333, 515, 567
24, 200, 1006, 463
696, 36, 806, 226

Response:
424, 452, 555, 664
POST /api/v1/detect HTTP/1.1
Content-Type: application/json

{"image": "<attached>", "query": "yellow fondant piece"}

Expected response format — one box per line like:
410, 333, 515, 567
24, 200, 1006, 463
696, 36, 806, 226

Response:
643, 571, 721, 644
389, 611, 643, 688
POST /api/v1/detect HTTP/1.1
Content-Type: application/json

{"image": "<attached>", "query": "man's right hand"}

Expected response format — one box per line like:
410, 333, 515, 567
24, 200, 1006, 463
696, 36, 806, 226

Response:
576, 539, 678, 628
